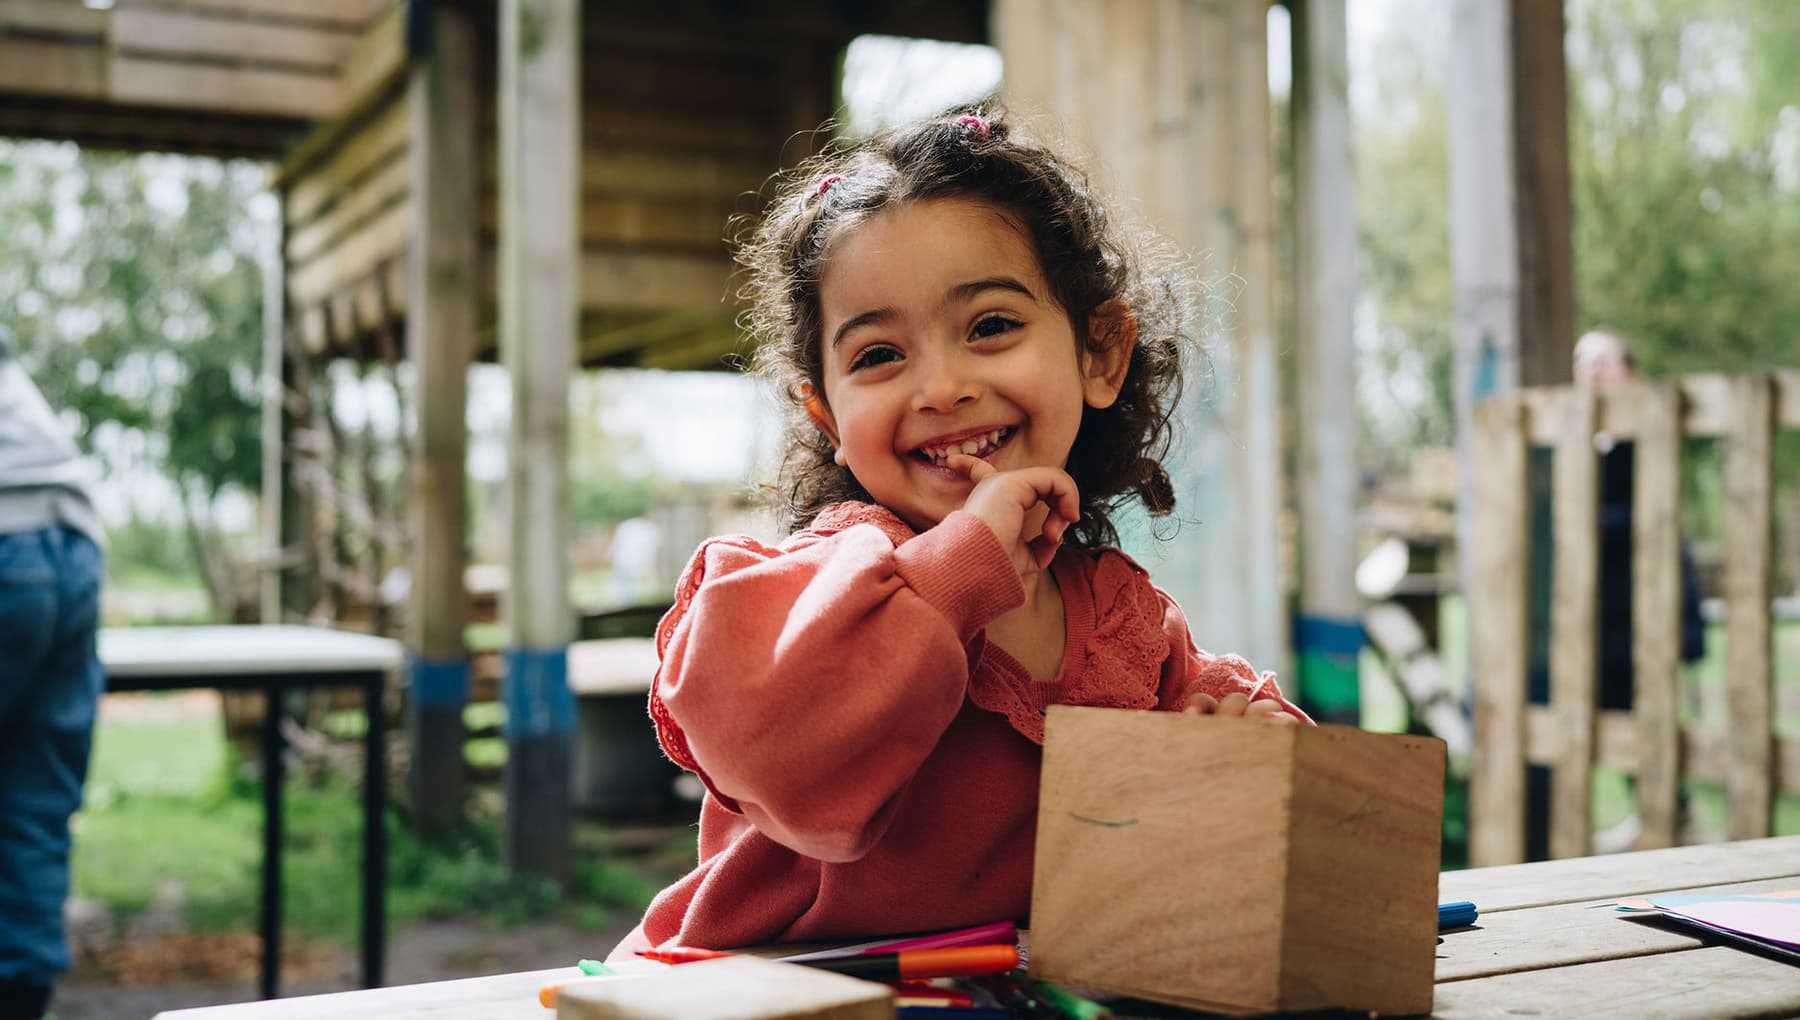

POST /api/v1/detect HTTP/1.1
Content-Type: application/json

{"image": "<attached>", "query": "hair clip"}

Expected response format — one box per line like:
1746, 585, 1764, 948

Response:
816, 174, 844, 196
955, 114, 990, 138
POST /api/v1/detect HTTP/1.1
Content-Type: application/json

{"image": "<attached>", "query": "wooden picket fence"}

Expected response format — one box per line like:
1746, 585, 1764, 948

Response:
1468, 372, 1800, 866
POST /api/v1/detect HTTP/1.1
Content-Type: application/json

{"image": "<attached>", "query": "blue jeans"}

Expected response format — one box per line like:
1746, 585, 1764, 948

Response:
0, 526, 103, 984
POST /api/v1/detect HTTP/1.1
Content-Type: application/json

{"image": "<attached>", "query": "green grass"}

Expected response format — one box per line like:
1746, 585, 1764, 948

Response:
73, 712, 674, 944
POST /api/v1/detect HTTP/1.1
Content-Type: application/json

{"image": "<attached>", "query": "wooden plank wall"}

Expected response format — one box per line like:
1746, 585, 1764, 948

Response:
0, 0, 389, 125
284, 1, 844, 368
1471, 371, 1800, 864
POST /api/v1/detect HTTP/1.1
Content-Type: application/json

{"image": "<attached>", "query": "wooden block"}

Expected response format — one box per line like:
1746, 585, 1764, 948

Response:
1030, 707, 1444, 1017
556, 956, 894, 1020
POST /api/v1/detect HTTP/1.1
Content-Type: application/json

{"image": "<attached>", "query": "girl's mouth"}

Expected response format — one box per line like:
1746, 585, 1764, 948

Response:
913, 427, 1015, 466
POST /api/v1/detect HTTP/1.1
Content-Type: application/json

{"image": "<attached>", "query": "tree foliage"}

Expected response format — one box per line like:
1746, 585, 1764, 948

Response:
0, 141, 273, 612
1353, 0, 1800, 467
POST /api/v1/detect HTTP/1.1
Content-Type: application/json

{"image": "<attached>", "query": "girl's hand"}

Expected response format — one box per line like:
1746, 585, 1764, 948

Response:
1183, 691, 1300, 724
946, 454, 1080, 578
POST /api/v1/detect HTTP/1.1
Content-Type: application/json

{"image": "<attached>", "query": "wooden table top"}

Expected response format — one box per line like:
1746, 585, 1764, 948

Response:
155, 836, 1800, 1020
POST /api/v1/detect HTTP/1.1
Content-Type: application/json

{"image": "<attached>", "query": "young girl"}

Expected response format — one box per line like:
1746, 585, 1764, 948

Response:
611, 107, 1309, 959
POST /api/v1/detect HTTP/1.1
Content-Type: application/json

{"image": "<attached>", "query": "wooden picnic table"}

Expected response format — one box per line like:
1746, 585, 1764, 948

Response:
153, 835, 1800, 1019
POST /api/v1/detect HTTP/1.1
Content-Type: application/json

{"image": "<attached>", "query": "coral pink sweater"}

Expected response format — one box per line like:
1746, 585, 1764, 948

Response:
609, 503, 1306, 959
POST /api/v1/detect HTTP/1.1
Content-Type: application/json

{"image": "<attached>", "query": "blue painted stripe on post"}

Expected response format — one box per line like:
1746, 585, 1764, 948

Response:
1293, 614, 1365, 661
408, 654, 470, 707
502, 646, 574, 738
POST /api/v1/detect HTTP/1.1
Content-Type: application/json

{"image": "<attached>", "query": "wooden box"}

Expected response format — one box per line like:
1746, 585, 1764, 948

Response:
1029, 707, 1445, 1016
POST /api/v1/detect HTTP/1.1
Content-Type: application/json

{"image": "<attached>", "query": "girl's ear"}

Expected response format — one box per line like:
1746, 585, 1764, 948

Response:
801, 383, 843, 450
1081, 300, 1138, 409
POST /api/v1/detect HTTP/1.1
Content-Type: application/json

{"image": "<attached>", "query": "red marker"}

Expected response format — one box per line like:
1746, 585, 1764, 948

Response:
807, 945, 1020, 982
639, 943, 1020, 981
638, 946, 734, 964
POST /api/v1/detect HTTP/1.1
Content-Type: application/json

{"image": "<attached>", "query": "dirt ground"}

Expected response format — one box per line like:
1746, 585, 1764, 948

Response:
54, 915, 640, 1019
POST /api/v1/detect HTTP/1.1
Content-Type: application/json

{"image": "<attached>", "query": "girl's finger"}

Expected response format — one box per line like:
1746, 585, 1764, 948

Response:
1215, 692, 1251, 716
1245, 700, 1297, 724
947, 453, 996, 483
1183, 692, 1219, 715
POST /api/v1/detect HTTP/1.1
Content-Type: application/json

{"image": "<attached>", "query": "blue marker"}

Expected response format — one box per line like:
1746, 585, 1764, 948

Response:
1439, 901, 1479, 929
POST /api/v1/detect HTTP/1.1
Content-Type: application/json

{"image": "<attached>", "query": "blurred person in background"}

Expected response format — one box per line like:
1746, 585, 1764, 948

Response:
0, 325, 106, 1020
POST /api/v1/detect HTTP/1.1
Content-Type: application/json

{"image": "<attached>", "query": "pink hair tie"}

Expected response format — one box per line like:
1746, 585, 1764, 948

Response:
816, 174, 844, 196
955, 114, 990, 138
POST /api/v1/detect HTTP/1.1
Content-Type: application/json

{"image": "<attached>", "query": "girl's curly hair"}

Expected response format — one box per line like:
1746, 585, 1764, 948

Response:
735, 103, 1193, 549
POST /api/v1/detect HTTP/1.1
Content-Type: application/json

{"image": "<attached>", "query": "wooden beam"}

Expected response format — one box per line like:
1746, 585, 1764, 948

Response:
287, 198, 410, 309
108, 55, 338, 118
116, 0, 380, 29
0, 37, 107, 98
285, 96, 409, 227
1291, 0, 1361, 725
0, 0, 108, 36
577, 249, 734, 313
405, 0, 478, 837
498, 0, 578, 883
110, 8, 356, 70
334, 0, 405, 121
286, 151, 408, 264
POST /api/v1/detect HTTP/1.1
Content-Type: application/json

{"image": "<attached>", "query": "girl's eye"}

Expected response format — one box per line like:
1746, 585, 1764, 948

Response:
970, 315, 1021, 340
850, 344, 902, 371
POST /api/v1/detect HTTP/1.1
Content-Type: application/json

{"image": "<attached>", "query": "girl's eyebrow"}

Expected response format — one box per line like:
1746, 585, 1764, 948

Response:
829, 277, 1038, 350
830, 307, 895, 350
948, 276, 1037, 304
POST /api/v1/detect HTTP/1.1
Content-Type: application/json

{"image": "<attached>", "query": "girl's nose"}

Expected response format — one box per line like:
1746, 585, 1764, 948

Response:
910, 349, 981, 413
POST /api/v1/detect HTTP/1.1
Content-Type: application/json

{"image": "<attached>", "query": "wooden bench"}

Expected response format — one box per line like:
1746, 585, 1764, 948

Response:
1468, 372, 1800, 865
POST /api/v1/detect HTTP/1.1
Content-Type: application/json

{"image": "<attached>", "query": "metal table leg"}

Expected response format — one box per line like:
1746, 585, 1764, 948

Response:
362, 670, 386, 987
260, 682, 285, 1000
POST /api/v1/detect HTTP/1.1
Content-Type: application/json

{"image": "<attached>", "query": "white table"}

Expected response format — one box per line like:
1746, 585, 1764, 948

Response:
101, 625, 403, 1000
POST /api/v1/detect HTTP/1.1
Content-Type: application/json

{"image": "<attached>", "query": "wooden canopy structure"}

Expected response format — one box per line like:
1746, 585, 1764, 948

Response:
4, 0, 1582, 871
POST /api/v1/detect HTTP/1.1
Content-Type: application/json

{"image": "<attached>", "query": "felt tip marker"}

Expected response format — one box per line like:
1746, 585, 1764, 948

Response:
800, 944, 1020, 981
1438, 901, 1479, 930
638, 943, 1020, 981
638, 946, 735, 964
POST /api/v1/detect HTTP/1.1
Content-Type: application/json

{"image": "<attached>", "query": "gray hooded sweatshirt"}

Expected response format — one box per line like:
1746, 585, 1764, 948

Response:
0, 329, 103, 545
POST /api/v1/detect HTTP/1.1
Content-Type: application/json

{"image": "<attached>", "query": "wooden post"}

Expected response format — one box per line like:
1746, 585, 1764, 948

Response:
1450, 0, 1575, 859
499, 0, 578, 881
405, 0, 477, 836
1547, 388, 1597, 858
1630, 383, 1682, 849
1469, 395, 1528, 866
1290, 0, 1360, 725
261, 195, 305, 623
996, 0, 1287, 673
1511, 0, 1574, 388
1721, 376, 1774, 839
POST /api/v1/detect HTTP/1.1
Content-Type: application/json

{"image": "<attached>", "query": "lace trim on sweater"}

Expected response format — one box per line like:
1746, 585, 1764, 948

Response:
965, 551, 1169, 744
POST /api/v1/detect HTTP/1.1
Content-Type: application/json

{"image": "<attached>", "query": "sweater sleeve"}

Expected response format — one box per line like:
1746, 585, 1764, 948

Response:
1151, 588, 1313, 724
652, 510, 1024, 862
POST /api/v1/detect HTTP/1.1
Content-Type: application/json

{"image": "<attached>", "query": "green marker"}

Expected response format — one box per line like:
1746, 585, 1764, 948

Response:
577, 958, 615, 976
1029, 978, 1113, 1020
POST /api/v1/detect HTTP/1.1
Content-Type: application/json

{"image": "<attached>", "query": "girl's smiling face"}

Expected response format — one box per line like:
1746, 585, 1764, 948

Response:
814, 197, 1124, 533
